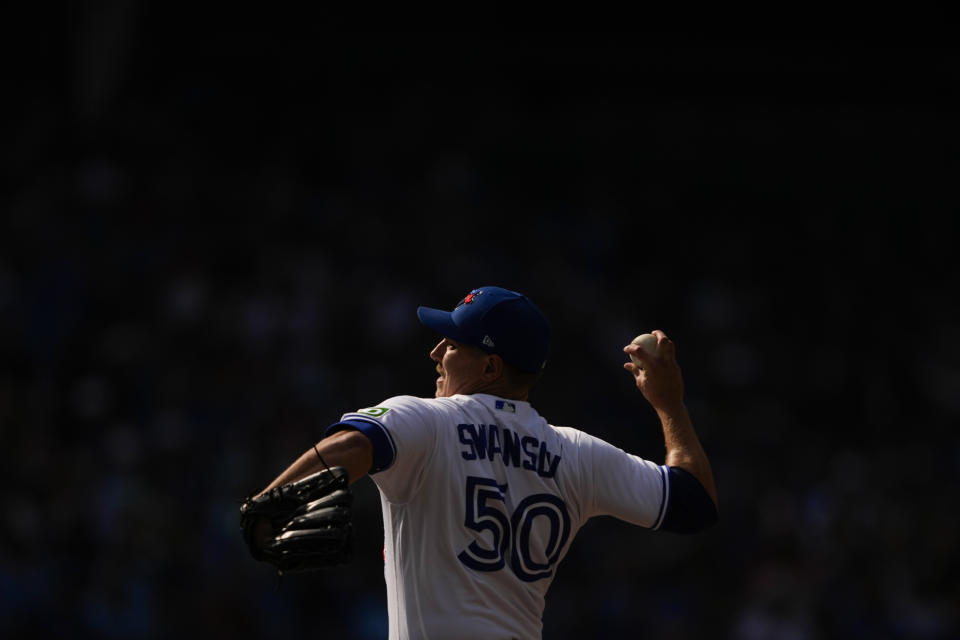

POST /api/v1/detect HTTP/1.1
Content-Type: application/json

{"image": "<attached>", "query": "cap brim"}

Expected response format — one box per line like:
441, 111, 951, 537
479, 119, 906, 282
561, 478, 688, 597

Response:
417, 306, 466, 341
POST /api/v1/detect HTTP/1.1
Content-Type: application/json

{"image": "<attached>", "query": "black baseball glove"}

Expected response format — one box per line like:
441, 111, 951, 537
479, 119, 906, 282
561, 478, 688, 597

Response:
240, 466, 353, 574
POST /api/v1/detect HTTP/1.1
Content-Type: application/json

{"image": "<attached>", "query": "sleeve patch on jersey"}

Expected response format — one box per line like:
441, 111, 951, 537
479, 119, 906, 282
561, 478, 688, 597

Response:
355, 406, 391, 418
325, 417, 397, 473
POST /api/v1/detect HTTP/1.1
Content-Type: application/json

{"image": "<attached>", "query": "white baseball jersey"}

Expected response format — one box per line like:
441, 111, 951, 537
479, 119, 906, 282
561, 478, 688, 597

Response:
331, 393, 669, 640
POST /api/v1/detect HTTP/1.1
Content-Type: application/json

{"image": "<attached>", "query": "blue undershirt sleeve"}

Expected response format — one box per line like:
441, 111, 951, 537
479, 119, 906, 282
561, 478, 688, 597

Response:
659, 466, 719, 534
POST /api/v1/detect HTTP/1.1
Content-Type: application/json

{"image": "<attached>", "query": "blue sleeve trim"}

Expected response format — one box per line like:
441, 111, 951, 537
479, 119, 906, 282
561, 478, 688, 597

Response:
651, 464, 670, 530
659, 466, 719, 534
325, 417, 397, 473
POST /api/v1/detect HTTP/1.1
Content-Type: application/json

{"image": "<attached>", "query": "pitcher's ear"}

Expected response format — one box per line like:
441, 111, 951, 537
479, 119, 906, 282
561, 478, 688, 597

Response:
483, 353, 504, 379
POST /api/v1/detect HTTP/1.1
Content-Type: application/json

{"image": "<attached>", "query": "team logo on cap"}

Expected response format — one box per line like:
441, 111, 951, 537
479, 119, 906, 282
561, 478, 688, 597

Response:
457, 289, 483, 307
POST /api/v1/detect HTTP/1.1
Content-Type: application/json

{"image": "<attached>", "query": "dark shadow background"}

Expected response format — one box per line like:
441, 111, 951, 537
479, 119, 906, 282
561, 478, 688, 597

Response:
2, 14, 959, 640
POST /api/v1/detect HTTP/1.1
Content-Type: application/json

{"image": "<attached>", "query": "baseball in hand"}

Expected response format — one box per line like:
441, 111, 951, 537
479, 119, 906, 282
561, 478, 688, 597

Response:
629, 333, 658, 368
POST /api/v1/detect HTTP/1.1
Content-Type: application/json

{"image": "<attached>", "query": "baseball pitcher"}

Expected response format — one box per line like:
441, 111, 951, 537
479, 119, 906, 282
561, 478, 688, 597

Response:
240, 286, 718, 639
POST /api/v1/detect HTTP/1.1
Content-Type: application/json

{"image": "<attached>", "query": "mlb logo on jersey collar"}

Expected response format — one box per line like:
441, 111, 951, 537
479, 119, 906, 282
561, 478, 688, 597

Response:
495, 400, 516, 413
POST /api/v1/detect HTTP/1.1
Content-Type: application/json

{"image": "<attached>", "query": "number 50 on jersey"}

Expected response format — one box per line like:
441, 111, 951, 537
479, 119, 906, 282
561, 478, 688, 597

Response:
457, 475, 571, 583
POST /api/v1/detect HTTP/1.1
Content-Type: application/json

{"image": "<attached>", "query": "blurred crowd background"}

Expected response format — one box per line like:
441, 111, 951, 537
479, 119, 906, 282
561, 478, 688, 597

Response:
3, 13, 959, 640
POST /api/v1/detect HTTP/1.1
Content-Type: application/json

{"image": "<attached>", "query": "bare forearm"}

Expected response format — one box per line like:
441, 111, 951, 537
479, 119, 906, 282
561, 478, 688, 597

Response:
658, 405, 718, 507
258, 429, 372, 496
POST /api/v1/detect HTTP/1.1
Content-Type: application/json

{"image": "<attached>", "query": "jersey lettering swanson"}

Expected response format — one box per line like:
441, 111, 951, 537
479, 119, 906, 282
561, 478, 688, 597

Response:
326, 393, 669, 640
457, 423, 562, 478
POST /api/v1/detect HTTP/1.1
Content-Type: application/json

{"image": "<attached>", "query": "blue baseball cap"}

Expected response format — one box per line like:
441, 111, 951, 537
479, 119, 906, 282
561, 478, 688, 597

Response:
417, 286, 550, 373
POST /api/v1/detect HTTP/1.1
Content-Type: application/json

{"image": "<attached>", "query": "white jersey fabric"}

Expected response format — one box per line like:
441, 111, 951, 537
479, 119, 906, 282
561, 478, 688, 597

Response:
329, 393, 669, 640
